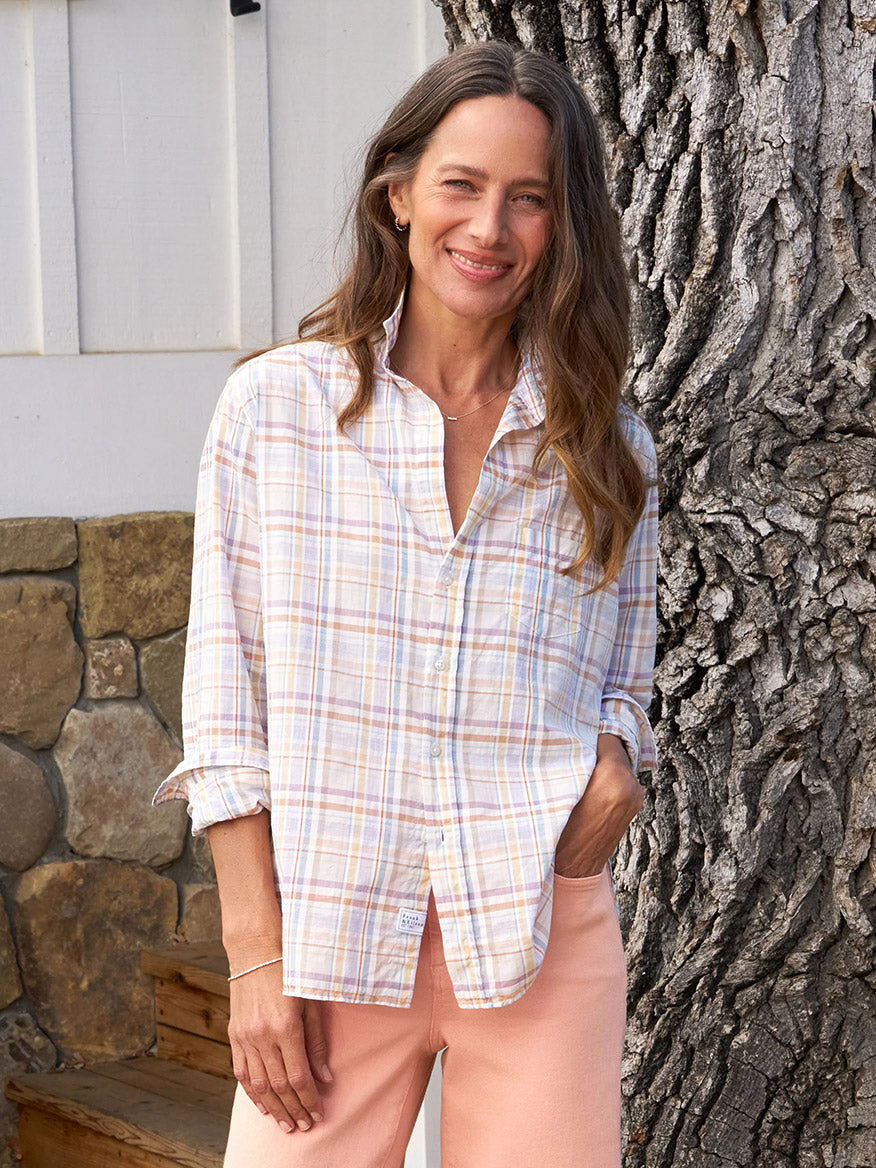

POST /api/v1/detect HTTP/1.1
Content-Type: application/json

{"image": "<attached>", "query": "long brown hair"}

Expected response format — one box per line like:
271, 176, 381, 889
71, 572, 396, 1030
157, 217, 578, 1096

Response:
255, 42, 653, 586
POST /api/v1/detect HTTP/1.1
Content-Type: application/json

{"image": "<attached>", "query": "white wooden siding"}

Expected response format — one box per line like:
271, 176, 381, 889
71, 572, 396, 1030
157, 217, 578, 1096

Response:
0, 0, 446, 518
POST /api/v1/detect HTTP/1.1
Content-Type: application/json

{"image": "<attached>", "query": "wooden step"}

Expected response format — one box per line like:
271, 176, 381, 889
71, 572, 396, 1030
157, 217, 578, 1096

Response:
6, 1056, 235, 1168
141, 944, 232, 1079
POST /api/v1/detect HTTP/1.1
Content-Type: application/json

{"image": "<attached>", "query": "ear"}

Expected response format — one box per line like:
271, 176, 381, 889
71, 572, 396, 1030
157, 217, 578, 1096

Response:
387, 178, 410, 227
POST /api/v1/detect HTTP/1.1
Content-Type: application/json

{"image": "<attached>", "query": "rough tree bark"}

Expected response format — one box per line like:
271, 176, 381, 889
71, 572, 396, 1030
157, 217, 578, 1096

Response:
432, 3, 876, 1165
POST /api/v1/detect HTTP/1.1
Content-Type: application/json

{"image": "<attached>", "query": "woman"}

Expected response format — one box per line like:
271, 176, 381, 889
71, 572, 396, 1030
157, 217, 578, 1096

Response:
156, 40, 658, 1168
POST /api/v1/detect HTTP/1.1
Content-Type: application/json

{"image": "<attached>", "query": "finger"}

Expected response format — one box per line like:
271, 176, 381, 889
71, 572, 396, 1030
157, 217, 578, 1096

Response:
246, 1049, 300, 1134
277, 1032, 325, 1124
303, 999, 333, 1083
262, 1047, 320, 1131
231, 1047, 270, 1117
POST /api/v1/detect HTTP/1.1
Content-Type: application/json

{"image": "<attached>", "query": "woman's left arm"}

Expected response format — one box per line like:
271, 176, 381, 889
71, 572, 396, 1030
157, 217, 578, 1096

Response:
596, 427, 659, 777
554, 732, 645, 878
555, 425, 659, 879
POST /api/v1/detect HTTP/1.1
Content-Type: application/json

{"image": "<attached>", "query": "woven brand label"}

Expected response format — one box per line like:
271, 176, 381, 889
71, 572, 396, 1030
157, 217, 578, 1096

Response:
396, 907, 427, 935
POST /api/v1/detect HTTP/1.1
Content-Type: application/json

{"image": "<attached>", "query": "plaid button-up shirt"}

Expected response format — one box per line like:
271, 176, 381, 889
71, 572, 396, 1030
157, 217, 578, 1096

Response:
155, 295, 659, 1009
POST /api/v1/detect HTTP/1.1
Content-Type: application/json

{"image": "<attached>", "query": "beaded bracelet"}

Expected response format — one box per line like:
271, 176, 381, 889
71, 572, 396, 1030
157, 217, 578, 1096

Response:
228, 956, 282, 982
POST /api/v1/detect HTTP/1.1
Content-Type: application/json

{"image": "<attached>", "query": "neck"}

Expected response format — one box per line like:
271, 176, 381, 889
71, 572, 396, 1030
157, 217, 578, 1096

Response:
388, 280, 519, 403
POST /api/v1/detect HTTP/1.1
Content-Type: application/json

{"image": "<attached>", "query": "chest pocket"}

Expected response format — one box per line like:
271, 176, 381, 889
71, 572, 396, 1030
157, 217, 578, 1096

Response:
510, 518, 599, 645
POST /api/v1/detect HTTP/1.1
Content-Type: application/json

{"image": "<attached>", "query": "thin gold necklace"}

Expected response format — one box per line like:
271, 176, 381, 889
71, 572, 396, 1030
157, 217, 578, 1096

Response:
390, 358, 519, 422
441, 384, 509, 422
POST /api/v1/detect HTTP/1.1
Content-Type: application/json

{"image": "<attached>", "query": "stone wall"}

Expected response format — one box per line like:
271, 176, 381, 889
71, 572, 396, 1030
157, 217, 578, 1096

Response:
0, 514, 220, 1161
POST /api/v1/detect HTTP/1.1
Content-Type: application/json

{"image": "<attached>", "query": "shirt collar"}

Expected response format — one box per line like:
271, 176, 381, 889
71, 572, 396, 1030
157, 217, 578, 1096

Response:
377, 291, 407, 366
377, 290, 546, 429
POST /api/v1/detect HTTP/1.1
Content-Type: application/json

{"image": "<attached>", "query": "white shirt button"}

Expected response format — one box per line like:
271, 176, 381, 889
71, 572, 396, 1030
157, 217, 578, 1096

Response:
430, 743, 442, 758
434, 657, 446, 672
440, 571, 452, 586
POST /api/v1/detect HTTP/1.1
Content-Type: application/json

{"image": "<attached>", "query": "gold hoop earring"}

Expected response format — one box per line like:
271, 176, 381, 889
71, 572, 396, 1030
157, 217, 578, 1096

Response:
394, 216, 408, 232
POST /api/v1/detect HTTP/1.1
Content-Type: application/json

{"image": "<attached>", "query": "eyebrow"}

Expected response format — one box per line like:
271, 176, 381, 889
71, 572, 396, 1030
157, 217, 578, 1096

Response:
435, 163, 549, 188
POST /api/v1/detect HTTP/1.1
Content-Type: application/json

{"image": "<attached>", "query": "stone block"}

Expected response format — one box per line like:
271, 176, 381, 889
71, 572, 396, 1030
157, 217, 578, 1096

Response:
0, 1013, 56, 1149
192, 831, 216, 881
0, 577, 83, 748
178, 883, 221, 942
0, 745, 56, 871
139, 627, 186, 741
54, 702, 186, 868
77, 512, 194, 639
83, 635, 138, 699
0, 901, 21, 1009
0, 517, 77, 573
13, 859, 177, 1059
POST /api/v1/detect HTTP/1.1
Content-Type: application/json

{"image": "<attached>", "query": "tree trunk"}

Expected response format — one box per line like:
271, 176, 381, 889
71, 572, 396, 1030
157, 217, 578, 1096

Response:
432, 3, 876, 1165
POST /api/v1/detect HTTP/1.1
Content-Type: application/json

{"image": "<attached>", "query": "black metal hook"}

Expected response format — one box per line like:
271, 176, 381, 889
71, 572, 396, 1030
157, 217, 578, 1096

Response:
231, 1, 260, 14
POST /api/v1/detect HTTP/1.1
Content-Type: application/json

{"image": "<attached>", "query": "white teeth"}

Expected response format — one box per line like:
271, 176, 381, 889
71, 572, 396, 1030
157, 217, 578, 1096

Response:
449, 250, 507, 272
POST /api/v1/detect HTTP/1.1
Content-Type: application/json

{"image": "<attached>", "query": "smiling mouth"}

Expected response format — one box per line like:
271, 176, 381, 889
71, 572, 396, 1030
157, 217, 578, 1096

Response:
448, 249, 511, 272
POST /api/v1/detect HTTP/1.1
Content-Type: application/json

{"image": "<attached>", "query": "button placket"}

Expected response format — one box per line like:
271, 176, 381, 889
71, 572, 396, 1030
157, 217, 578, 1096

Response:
427, 566, 447, 766
424, 550, 463, 901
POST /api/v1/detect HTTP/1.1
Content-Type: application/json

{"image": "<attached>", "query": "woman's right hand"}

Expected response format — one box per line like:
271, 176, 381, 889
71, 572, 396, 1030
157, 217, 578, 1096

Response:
228, 959, 333, 1133
207, 812, 333, 1132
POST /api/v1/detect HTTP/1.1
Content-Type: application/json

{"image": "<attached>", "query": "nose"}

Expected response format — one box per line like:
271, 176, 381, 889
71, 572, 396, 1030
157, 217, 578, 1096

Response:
469, 193, 507, 248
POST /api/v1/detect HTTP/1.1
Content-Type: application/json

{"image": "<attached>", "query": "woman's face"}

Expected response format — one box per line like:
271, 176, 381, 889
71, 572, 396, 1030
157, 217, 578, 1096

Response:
388, 94, 554, 331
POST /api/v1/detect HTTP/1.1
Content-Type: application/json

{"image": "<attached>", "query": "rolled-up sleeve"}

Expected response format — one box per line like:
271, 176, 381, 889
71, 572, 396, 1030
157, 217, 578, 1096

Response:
153, 368, 270, 834
598, 417, 659, 775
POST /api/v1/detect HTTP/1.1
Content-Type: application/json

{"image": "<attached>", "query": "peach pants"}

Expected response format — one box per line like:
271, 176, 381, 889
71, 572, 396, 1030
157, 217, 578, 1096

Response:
224, 865, 626, 1168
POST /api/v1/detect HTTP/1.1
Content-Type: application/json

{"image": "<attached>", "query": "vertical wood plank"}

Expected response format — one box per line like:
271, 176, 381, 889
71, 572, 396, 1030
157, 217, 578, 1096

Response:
227, 7, 273, 349
69, 0, 236, 353
0, 0, 40, 354
30, 0, 79, 355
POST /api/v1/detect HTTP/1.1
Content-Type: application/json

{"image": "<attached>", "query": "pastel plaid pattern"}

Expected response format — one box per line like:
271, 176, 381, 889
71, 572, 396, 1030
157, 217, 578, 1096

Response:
155, 296, 659, 1009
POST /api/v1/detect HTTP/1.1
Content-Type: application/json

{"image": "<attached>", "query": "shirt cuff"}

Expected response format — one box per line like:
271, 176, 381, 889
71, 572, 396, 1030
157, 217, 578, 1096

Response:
598, 692, 658, 775
154, 758, 270, 836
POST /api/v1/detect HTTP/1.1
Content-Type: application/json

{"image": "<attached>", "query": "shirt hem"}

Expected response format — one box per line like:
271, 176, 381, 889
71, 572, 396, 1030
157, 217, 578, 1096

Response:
280, 964, 540, 1011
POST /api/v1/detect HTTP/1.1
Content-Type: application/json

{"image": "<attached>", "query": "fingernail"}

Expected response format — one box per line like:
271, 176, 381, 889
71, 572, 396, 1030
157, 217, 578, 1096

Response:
279, 1121, 294, 1134
321, 1064, 334, 1082
311, 1112, 324, 1123
256, 1102, 268, 1115
297, 1119, 311, 1132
